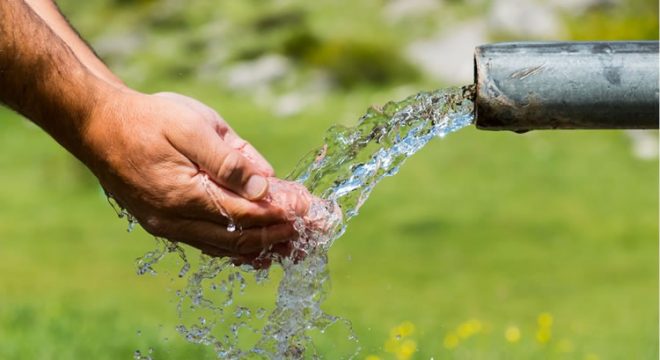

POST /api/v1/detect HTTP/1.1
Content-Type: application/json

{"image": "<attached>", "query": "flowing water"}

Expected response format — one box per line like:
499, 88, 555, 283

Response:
126, 85, 475, 359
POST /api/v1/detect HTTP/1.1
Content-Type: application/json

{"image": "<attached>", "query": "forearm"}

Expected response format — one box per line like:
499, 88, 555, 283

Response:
0, 0, 112, 156
23, 0, 123, 86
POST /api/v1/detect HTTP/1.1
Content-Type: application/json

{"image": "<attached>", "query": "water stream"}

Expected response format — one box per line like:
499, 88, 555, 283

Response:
128, 85, 475, 359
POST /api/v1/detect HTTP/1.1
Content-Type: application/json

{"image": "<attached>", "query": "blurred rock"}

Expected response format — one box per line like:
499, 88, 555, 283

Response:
273, 92, 307, 118
383, 0, 440, 22
405, 21, 487, 85
625, 130, 658, 160
273, 72, 331, 118
487, 0, 564, 38
225, 54, 291, 91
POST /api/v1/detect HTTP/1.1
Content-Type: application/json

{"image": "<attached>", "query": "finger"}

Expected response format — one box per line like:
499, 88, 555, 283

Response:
168, 126, 269, 201
231, 223, 297, 254
180, 176, 290, 228
241, 143, 275, 176
224, 131, 275, 177
266, 178, 313, 217
170, 219, 297, 255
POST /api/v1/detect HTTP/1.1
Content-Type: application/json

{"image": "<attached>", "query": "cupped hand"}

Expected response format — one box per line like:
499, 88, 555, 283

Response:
81, 88, 307, 256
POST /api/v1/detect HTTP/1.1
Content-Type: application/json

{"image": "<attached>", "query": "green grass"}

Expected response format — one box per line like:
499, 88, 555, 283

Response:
0, 82, 656, 359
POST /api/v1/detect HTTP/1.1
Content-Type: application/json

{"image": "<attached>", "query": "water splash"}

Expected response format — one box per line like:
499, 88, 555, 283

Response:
290, 85, 475, 223
106, 193, 139, 232
133, 348, 154, 360
131, 86, 475, 358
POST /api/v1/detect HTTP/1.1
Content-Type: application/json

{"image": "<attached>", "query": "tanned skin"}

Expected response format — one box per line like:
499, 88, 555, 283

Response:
0, 0, 309, 260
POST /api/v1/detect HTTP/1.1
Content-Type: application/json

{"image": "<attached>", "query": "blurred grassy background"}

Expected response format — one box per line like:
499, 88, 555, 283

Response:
0, 0, 657, 359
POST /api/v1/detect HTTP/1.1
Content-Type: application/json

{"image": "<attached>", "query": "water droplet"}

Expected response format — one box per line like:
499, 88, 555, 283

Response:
126, 217, 137, 232
256, 308, 267, 319
178, 262, 191, 278
227, 223, 236, 232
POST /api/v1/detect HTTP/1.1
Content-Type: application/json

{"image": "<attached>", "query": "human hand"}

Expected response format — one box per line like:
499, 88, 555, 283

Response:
228, 178, 343, 268
0, 0, 323, 264
80, 88, 306, 257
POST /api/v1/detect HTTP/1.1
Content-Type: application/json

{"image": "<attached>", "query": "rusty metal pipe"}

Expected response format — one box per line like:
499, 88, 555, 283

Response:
474, 41, 659, 131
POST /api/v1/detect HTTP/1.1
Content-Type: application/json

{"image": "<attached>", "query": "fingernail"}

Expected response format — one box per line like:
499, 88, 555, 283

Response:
245, 175, 268, 200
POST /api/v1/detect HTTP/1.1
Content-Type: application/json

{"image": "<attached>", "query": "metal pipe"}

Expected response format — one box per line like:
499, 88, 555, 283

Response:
474, 41, 659, 131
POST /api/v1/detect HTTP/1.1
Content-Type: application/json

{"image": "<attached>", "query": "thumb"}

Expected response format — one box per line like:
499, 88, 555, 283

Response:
223, 130, 275, 177
173, 127, 269, 200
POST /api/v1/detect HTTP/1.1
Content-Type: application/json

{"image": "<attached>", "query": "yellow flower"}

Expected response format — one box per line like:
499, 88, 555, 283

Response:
365, 356, 382, 360
385, 322, 417, 358
538, 312, 554, 328
395, 321, 416, 338
504, 325, 521, 343
468, 319, 483, 333
395, 339, 417, 360
536, 327, 552, 344
457, 319, 483, 339
443, 333, 460, 350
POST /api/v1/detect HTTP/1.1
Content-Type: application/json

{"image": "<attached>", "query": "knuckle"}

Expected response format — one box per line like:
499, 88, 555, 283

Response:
232, 138, 248, 151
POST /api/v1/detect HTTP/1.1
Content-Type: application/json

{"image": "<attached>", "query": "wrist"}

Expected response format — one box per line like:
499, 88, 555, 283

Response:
73, 82, 141, 177
43, 70, 119, 158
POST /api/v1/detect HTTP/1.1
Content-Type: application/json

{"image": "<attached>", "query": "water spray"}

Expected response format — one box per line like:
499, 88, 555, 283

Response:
139, 41, 659, 358
473, 41, 659, 131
